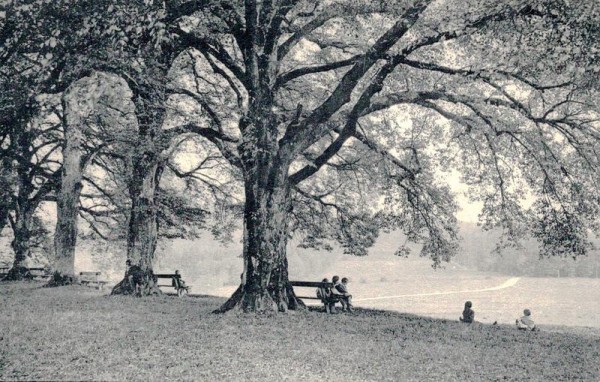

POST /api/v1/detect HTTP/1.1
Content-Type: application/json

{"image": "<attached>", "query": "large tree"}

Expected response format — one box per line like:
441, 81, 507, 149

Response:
1, 0, 228, 282
157, 0, 600, 312
1, 0, 129, 280
65, 1, 243, 295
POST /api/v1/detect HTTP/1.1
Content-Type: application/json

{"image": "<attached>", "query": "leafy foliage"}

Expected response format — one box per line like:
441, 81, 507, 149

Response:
3, 0, 600, 276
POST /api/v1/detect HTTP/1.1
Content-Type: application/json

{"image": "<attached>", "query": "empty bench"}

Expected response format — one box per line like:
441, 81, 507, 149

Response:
79, 272, 108, 289
28, 267, 51, 280
290, 280, 341, 313
155, 273, 190, 297
0, 267, 50, 280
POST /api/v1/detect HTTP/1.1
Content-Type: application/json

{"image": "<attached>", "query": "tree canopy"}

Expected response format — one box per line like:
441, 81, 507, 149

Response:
1, 0, 599, 310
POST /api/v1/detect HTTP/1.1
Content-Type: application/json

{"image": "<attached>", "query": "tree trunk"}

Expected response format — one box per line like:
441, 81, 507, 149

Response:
216, 151, 304, 313
50, 91, 85, 286
111, 154, 164, 296
4, 211, 34, 281
0, 154, 12, 236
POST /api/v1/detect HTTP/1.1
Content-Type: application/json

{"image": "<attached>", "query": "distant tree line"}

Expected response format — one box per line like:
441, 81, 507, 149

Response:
457, 223, 600, 278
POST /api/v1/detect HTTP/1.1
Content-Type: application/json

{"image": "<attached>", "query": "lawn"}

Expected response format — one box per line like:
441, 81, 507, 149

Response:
0, 282, 599, 381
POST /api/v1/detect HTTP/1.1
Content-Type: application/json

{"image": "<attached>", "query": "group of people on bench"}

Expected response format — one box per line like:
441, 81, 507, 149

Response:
317, 275, 353, 313
459, 300, 537, 331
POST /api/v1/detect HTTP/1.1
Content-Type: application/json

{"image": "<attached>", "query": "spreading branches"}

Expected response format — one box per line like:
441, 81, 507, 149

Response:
279, 0, 433, 157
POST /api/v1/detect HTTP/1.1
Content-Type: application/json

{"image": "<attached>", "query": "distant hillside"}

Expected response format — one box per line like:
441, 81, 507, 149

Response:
455, 222, 600, 278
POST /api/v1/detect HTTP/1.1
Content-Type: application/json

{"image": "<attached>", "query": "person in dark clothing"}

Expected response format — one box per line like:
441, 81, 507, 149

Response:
172, 270, 187, 288
172, 270, 189, 296
125, 260, 144, 296
316, 278, 339, 313
459, 301, 475, 323
335, 277, 353, 312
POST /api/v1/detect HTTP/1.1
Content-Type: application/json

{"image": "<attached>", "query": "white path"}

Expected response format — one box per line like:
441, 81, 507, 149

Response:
354, 277, 521, 302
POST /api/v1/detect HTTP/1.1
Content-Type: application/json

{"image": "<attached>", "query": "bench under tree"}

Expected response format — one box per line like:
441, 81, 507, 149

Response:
79, 271, 109, 289
290, 281, 341, 313
28, 267, 52, 280
155, 273, 190, 297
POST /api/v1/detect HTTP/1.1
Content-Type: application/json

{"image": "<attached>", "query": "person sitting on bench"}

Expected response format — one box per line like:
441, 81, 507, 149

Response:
316, 278, 339, 314
126, 260, 144, 297
172, 270, 189, 293
337, 277, 353, 312
332, 276, 353, 313
459, 301, 475, 323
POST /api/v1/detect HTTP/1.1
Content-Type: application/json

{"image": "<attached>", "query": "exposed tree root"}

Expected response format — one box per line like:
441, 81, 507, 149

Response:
111, 273, 162, 297
214, 283, 306, 314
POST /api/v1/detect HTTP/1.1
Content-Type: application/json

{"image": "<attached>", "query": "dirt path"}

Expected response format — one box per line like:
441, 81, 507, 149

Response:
354, 277, 521, 302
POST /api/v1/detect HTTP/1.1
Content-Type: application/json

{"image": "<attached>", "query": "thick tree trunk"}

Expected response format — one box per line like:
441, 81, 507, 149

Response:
111, 155, 164, 296
216, 151, 304, 313
108, 66, 175, 297
127, 160, 162, 270
51, 91, 84, 285
4, 212, 34, 281
0, 155, 12, 236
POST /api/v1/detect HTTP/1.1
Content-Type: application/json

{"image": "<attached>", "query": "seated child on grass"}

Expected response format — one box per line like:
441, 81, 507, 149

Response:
459, 301, 475, 323
516, 309, 536, 331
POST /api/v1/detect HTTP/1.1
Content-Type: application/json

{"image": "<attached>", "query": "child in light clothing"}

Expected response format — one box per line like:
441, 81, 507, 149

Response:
516, 309, 536, 331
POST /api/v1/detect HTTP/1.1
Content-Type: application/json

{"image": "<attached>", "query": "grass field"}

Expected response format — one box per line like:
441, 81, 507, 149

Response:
1, 282, 599, 381
210, 257, 600, 329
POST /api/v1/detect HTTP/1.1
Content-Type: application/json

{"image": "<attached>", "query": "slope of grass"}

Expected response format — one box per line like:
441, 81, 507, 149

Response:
0, 282, 598, 381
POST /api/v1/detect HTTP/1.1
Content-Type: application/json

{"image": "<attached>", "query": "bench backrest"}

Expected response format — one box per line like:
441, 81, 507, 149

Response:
80, 272, 101, 276
290, 281, 335, 300
290, 281, 333, 288
28, 268, 51, 276
155, 274, 181, 278
80, 272, 101, 281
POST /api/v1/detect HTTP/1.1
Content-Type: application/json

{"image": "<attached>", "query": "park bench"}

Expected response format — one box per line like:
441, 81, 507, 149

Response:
155, 273, 190, 297
79, 271, 108, 289
28, 267, 51, 280
290, 280, 341, 313
0, 267, 50, 280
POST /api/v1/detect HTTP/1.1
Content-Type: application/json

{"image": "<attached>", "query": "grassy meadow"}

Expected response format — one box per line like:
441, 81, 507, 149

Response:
1, 282, 599, 381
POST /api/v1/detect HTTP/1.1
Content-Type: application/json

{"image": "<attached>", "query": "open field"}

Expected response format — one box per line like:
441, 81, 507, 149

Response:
211, 257, 600, 330
1, 282, 599, 381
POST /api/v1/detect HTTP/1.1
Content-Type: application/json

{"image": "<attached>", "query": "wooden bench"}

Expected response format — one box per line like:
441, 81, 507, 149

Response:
155, 273, 190, 297
0, 267, 50, 280
290, 281, 341, 313
28, 267, 51, 280
79, 271, 108, 289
